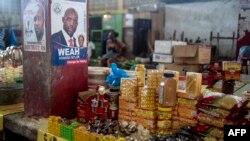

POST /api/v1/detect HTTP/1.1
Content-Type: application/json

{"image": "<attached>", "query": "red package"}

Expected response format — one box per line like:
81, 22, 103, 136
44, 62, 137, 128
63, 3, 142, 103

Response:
197, 104, 248, 120
201, 90, 248, 111
197, 113, 234, 128
193, 124, 224, 139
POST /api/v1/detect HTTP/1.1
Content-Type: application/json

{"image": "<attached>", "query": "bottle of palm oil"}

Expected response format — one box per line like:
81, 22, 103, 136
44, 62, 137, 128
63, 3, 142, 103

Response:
159, 73, 177, 108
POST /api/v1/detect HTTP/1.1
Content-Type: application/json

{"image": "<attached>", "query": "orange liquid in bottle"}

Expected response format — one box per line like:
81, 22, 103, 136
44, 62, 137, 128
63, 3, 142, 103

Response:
159, 73, 177, 108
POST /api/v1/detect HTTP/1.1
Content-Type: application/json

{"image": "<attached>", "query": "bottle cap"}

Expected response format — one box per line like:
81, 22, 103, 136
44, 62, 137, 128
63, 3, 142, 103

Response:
179, 76, 186, 81
164, 73, 174, 78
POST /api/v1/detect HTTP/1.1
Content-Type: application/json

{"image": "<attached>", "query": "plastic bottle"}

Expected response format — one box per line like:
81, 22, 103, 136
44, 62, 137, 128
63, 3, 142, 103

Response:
159, 73, 177, 107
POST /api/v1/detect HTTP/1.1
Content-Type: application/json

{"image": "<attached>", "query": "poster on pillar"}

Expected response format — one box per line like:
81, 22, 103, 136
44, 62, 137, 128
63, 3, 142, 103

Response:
51, 0, 87, 66
23, 0, 46, 52
237, 0, 250, 61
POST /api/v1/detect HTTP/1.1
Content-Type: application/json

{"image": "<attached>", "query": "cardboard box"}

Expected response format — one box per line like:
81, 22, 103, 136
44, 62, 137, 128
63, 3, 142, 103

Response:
159, 63, 202, 76
154, 40, 187, 54
173, 45, 211, 64
153, 53, 173, 63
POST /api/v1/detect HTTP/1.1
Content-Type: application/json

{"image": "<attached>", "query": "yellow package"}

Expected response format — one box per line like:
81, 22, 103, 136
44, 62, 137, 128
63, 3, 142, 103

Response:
157, 120, 172, 129
178, 106, 197, 119
178, 98, 198, 106
135, 108, 156, 119
186, 72, 202, 98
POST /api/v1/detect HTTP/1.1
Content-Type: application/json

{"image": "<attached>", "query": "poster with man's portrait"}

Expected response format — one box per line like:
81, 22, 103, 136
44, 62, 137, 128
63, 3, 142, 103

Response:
23, 0, 46, 52
51, 0, 87, 66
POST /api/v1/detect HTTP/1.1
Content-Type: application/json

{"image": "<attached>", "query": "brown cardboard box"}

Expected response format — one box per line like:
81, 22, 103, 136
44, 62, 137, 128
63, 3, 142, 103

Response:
173, 45, 211, 64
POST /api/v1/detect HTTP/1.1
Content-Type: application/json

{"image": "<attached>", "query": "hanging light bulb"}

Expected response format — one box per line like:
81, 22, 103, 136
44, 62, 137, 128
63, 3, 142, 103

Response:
103, 12, 112, 20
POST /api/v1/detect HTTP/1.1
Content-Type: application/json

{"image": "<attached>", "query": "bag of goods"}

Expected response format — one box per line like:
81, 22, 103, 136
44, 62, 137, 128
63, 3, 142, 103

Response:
192, 124, 224, 139
178, 106, 197, 119
186, 72, 202, 98
172, 116, 198, 126
197, 104, 248, 120
201, 89, 248, 111
197, 113, 234, 128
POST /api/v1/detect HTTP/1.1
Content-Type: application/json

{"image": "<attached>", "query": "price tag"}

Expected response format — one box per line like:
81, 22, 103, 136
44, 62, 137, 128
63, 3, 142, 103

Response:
37, 130, 67, 141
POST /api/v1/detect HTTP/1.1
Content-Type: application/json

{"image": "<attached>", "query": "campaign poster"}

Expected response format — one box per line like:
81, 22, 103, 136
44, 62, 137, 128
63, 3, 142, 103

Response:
51, 0, 87, 66
23, 0, 46, 52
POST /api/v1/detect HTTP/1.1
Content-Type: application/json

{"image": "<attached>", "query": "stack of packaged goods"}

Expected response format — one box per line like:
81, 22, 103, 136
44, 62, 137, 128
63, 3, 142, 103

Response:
137, 87, 157, 133
118, 78, 138, 122
157, 72, 177, 135
195, 89, 249, 141
48, 116, 62, 137
147, 69, 164, 105
173, 72, 202, 131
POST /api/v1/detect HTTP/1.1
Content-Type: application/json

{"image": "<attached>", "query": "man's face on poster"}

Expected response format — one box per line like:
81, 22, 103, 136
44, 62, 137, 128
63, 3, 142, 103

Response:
63, 8, 78, 37
34, 5, 44, 41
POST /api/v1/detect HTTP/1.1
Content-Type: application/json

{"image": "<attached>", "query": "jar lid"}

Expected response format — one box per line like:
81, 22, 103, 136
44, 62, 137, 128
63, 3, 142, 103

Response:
158, 107, 172, 112
164, 73, 174, 78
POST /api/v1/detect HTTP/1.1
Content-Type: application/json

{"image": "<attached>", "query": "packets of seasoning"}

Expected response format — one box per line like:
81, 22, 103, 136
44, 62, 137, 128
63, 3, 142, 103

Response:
139, 87, 156, 110
186, 72, 202, 98
201, 89, 248, 111
135, 64, 146, 87
121, 78, 138, 97
178, 106, 197, 119
173, 116, 198, 126
135, 108, 156, 120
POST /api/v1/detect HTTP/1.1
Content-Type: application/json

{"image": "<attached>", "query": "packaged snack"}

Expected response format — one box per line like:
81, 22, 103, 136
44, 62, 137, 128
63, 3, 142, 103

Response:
178, 98, 198, 106
135, 108, 157, 120
136, 64, 146, 87
178, 106, 197, 119
177, 90, 203, 100
197, 104, 248, 120
186, 72, 202, 98
139, 87, 156, 110
197, 113, 234, 128
201, 89, 248, 111
193, 124, 224, 139
157, 107, 173, 120
172, 116, 198, 126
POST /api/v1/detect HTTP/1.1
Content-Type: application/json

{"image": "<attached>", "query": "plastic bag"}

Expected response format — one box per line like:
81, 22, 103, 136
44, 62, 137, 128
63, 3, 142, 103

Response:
106, 63, 128, 87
